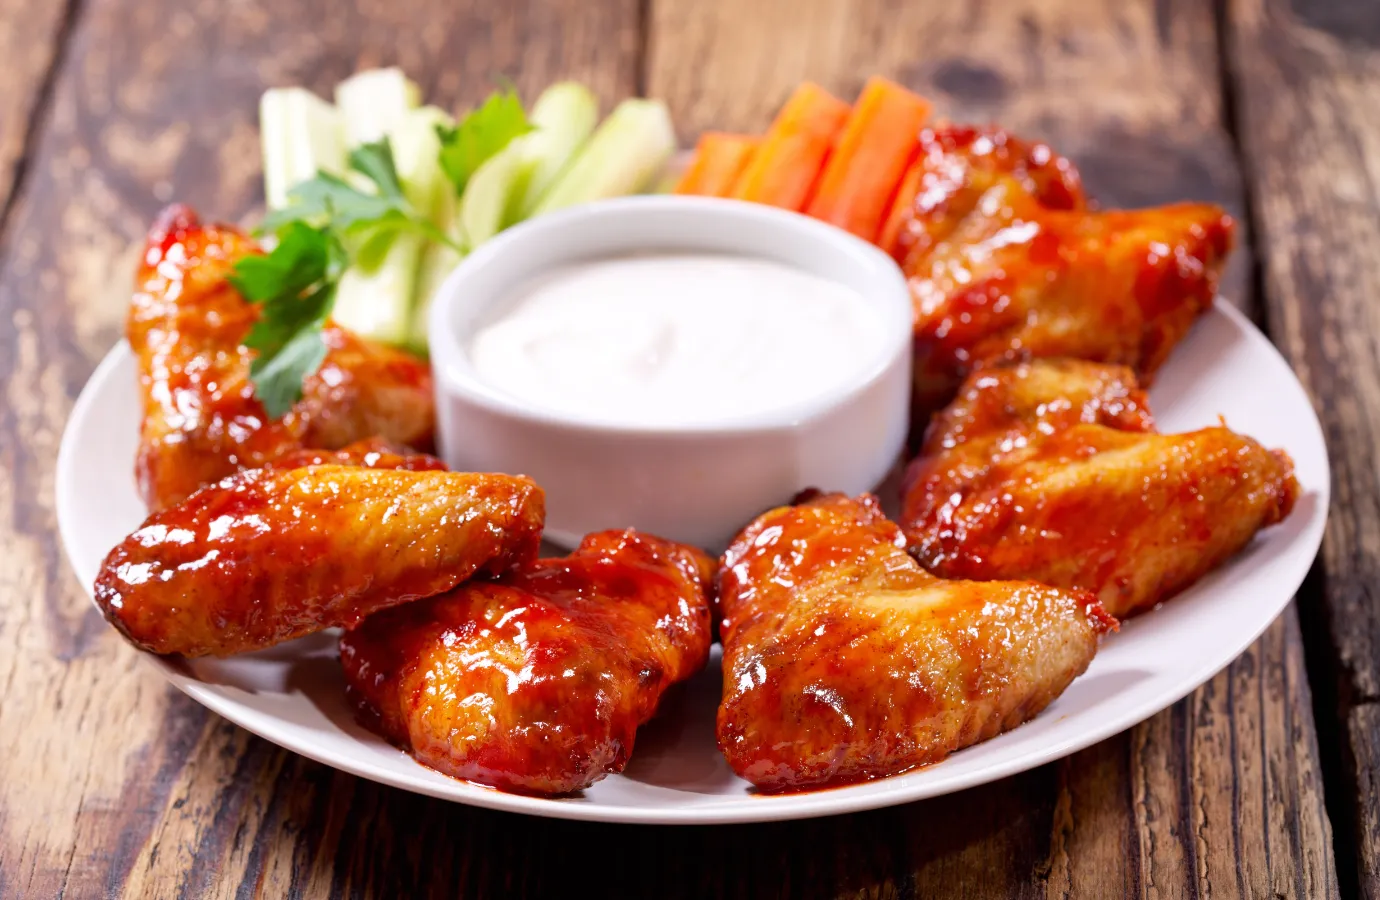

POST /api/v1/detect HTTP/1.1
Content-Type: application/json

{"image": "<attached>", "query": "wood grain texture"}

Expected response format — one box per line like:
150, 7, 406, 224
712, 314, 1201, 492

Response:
0, 0, 1344, 896
1225, 0, 1380, 895
0, 0, 72, 217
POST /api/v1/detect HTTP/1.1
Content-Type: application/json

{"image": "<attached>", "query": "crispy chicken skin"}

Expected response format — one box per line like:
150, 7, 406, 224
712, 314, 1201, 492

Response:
263, 437, 445, 472
891, 124, 1086, 267
340, 530, 715, 795
894, 126, 1234, 415
901, 360, 1300, 618
293, 327, 436, 455
130, 205, 435, 511
95, 467, 544, 657
716, 492, 1113, 793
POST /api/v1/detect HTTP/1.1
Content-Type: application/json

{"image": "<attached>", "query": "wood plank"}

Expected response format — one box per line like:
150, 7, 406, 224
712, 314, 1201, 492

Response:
1045, 606, 1336, 899
0, 0, 72, 217
0, 0, 640, 896
1225, 0, 1380, 895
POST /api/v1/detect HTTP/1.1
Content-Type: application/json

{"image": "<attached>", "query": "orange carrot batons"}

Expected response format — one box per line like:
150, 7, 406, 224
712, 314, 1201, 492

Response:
675, 133, 761, 197
877, 154, 928, 259
729, 83, 851, 210
804, 77, 932, 243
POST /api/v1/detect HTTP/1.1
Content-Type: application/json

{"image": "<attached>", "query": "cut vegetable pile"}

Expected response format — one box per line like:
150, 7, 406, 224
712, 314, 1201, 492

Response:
246, 69, 676, 411
242, 69, 937, 416
676, 76, 933, 251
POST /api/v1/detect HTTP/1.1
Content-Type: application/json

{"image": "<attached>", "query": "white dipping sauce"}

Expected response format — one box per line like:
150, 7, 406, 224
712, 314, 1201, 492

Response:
467, 253, 887, 427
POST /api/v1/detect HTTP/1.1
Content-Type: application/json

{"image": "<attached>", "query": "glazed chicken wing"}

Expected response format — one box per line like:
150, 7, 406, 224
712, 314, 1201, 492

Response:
96, 466, 544, 657
341, 530, 715, 795
901, 360, 1299, 618
894, 125, 1234, 415
717, 492, 1112, 792
129, 205, 435, 511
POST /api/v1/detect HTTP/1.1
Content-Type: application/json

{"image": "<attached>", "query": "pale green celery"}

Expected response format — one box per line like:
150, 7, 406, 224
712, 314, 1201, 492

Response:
508, 82, 599, 223
413, 85, 599, 346
462, 82, 600, 249
461, 143, 525, 248
392, 106, 453, 209
331, 106, 452, 347
407, 108, 465, 354
334, 68, 421, 147
259, 87, 347, 209
409, 210, 464, 356
529, 99, 676, 215
331, 242, 423, 345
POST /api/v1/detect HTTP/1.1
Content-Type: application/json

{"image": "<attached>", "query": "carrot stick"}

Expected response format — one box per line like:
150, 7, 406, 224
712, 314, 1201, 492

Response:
675, 133, 761, 197
729, 83, 851, 210
804, 77, 931, 243
876, 153, 927, 259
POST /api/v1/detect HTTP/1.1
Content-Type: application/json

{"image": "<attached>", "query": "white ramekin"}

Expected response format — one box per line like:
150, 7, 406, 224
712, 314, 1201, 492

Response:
427, 195, 912, 550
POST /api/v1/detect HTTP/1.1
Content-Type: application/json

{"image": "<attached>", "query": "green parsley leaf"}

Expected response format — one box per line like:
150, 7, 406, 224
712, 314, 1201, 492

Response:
348, 140, 406, 199
352, 224, 404, 271
347, 206, 456, 257
229, 220, 338, 303
235, 135, 458, 415
260, 171, 403, 235
249, 326, 330, 420
261, 142, 458, 252
229, 221, 345, 417
436, 87, 533, 196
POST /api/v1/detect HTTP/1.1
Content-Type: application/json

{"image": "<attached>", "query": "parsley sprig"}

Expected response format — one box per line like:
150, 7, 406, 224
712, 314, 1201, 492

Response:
229, 222, 345, 417
436, 87, 533, 196
230, 87, 535, 418
231, 139, 456, 417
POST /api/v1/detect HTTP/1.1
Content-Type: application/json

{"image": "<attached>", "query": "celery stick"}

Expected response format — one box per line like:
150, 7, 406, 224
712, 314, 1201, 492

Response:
461, 143, 525, 248
393, 105, 453, 211
508, 82, 599, 223
331, 106, 450, 346
332, 243, 423, 345
409, 109, 465, 354
462, 83, 599, 247
529, 99, 676, 215
410, 221, 464, 355
432, 85, 598, 345
334, 68, 421, 146
259, 88, 347, 210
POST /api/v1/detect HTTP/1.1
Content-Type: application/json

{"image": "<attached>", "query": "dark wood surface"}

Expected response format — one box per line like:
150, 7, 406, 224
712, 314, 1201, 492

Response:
1227, 0, 1380, 895
0, 0, 70, 216
0, 0, 1367, 896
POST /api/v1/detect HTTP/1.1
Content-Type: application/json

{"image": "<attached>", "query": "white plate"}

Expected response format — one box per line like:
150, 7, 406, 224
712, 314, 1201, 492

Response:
56, 302, 1329, 824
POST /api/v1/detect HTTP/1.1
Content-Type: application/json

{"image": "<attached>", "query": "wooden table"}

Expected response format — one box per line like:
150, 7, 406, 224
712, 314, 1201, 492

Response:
0, 0, 1374, 895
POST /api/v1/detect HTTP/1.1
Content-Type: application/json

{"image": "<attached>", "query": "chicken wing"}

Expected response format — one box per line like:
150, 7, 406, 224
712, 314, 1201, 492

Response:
900, 360, 1299, 618
893, 126, 1234, 416
340, 530, 715, 795
717, 491, 1112, 792
95, 466, 544, 657
129, 205, 435, 511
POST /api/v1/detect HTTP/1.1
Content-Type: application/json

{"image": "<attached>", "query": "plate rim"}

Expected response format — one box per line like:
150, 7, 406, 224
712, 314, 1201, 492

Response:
55, 300, 1331, 824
